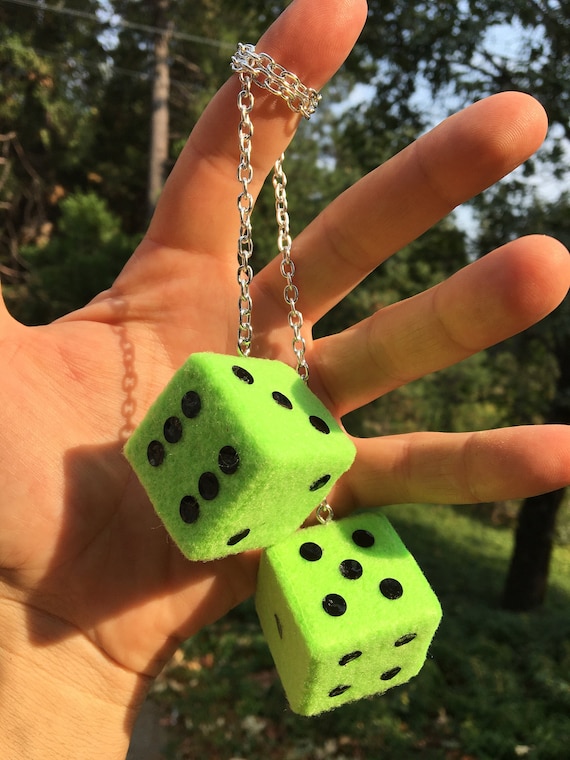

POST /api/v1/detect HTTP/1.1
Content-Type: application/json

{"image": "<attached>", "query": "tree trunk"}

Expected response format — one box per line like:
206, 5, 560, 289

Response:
501, 326, 570, 613
501, 487, 565, 611
147, 1, 173, 219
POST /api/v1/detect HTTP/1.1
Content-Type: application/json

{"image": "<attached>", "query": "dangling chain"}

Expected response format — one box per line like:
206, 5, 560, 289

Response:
232, 45, 332, 521
236, 75, 255, 359
232, 44, 321, 381
273, 154, 309, 381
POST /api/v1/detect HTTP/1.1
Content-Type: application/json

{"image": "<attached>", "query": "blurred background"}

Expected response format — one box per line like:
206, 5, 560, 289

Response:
1, 1, 569, 757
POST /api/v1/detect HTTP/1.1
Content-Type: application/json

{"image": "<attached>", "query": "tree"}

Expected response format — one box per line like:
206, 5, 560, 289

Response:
345, 0, 570, 609
0, 0, 108, 284
351, 0, 570, 139
147, 1, 173, 217
99, 0, 279, 231
476, 186, 570, 610
12, 191, 136, 324
0, 0, 280, 311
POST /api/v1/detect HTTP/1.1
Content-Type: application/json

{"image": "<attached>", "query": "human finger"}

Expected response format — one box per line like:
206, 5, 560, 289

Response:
146, 0, 368, 255
254, 91, 549, 326
331, 425, 570, 513
313, 235, 569, 416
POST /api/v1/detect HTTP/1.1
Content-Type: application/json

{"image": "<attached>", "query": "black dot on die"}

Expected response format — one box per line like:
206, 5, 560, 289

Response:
218, 446, 240, 475
329, 684, 351, 698
395, 633, 417, 647
147, 440, 165, 467
380, 578, 404, 600
181, 390, 201, 419
309, 415, 330, 434
232, 365, 254, 384
299, 542, 323, 561
179, 495, 200, 524
274, 614, 283, 639
339, 650, 362, 666
309, 474, 331, 492
339, 559, 363, 580
381, 666, 402, 681
272, 391, 293, 409
322, 593, 347, 617
227, 528, 250, 546
163, 416, 183, 443
352, 529, 375, 548
198, 472, 219, 500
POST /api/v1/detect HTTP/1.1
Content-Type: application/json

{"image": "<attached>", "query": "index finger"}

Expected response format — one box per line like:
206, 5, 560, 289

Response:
147, 0, 368, 255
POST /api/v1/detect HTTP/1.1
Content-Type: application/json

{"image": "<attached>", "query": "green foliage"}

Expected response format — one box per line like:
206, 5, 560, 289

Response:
0, 2, 105, 175
9, 191, 138, 325
151, 503, 570, 759
474, 186, 570, 426
0, 0, 107, 275
350, 0, 570, 140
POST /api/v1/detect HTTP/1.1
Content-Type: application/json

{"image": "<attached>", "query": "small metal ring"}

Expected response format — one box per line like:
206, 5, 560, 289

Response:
231, 43, 321, 120
316, 500, 335, 524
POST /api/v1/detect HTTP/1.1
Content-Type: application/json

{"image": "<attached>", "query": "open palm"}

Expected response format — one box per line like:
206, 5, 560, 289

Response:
1, 0, 569, 743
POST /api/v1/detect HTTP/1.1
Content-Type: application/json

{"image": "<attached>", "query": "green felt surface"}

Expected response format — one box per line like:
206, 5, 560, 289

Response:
255, 511, 442, 716
124, 353, 356, 561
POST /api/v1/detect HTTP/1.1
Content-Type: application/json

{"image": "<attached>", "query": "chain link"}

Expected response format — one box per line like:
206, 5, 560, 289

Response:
273, 154, 309, 381
236, 75, 255, 357
316, 500, 335, 524
231, 43, 321, 120
233, 44, 321, 377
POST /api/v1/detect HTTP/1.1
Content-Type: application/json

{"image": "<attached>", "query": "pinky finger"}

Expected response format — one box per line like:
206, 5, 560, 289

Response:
334, 425, 570, 515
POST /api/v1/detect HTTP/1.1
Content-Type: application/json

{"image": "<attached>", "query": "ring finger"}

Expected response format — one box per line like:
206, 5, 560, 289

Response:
314, 234, 569, 416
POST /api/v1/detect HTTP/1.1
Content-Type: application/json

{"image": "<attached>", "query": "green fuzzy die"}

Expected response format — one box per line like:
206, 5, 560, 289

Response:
124, 353, 356, 561
255, 511, 442, 716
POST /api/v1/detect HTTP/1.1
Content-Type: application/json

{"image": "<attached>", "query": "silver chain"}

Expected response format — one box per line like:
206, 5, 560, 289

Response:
236, 75, 255, 358
233, 44, 321, 379
273, 154, 309, 381
231, 43, 321, 120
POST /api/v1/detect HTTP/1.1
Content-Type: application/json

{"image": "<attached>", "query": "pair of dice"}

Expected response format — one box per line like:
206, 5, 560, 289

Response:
125, 352, 442, 715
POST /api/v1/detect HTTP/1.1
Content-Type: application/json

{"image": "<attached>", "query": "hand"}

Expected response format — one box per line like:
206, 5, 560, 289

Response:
1, 0, 569, 756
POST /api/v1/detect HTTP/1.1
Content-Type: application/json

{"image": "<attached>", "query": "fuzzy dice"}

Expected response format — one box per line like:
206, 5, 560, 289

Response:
124, 353, 356, 560
255, 511, 442, 715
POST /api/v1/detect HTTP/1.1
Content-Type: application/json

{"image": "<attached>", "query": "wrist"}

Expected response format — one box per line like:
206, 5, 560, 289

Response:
0, 598, 149, 760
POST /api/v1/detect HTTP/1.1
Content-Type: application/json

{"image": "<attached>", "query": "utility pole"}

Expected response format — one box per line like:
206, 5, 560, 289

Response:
147, 0, 173, 219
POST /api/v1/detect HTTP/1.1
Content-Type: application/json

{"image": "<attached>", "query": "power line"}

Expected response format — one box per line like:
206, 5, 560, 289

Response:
0, 0, 236, 50
19, 42, 213, 90
27, 45, 153, 82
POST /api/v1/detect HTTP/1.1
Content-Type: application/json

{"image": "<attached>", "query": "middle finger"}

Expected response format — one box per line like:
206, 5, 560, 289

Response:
315, 235, 569, 416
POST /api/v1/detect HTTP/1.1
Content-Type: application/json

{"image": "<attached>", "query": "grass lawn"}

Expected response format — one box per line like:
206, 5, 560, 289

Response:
152, 503, 570, 760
